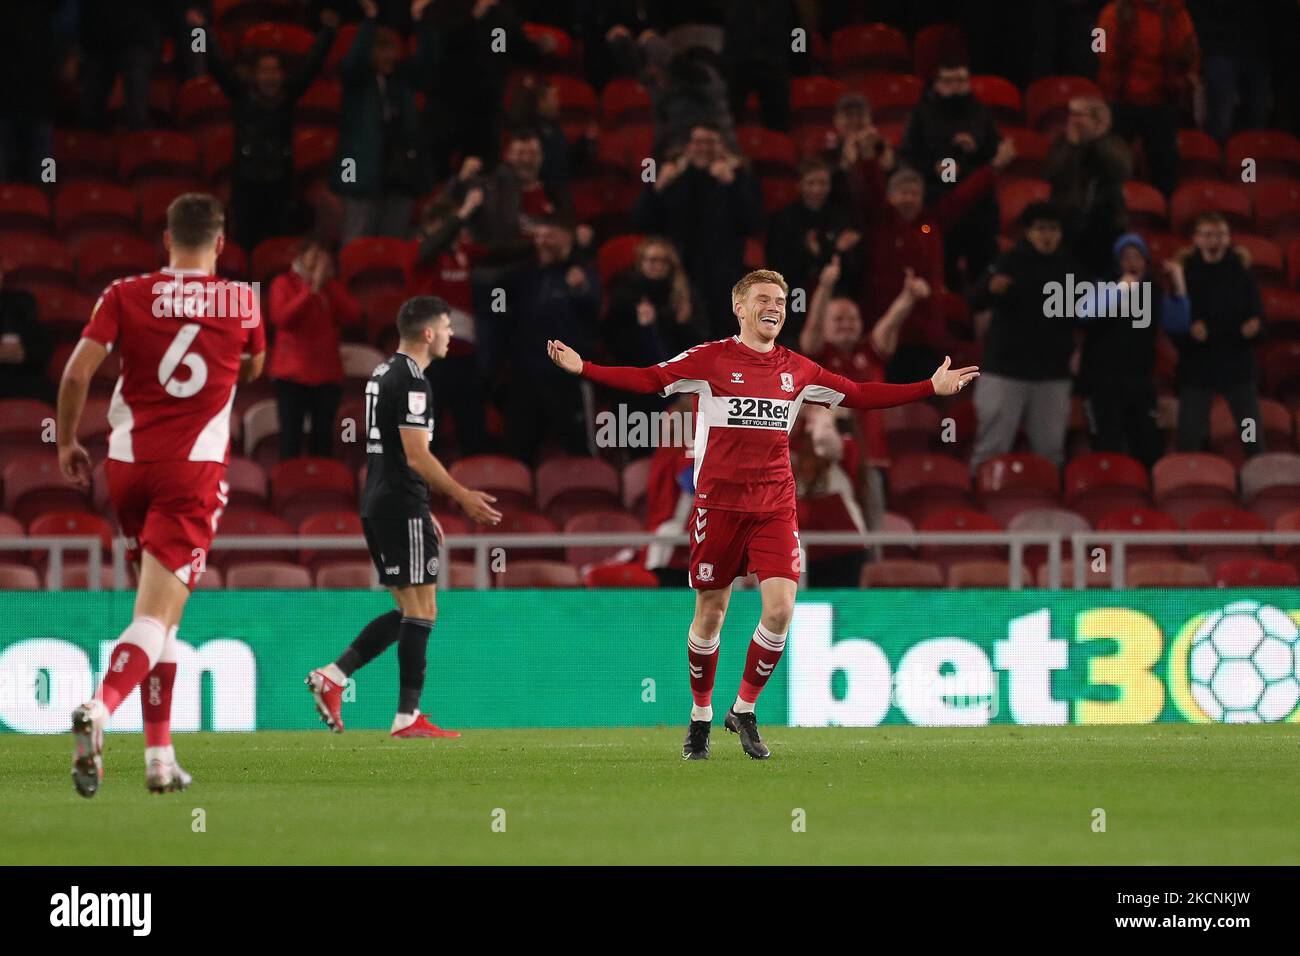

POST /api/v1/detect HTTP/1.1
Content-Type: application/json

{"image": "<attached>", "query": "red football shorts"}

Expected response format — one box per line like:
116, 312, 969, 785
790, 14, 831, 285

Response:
106, 459, 229, 589
687, 506, 802, 590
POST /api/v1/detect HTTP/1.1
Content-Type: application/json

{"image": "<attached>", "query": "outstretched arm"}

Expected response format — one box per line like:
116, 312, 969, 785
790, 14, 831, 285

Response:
810, 354, 977, 410
547, 339, 665, 393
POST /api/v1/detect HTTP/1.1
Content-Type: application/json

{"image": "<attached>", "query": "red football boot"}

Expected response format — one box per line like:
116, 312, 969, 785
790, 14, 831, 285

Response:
306, 669, 345, 732
391, 714, 460, 739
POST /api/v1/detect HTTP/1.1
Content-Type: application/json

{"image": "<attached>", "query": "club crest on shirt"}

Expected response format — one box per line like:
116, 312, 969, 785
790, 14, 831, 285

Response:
780, 372, 794, 392
407, 391, 427, 415
696, 562, 714, 583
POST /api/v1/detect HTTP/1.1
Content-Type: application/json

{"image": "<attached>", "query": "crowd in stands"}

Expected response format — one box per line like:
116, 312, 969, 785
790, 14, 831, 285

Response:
1, 0, 1299, 590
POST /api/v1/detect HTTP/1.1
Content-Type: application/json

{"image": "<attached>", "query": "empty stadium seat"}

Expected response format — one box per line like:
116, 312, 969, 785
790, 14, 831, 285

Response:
225, 560, 312, 589
52, 129, 115, 178
315, 561, 376, 589
947, 560, 1034, 588
1025, 75, 1100, 132
60, 562, 117, 590
1261, 289, 1300, 340
789, 76, 848, 126
975, 452, 1059, 526
877, 511, 917, 559
225, 456, 269, 509
563, 510, 641, 567
621, 456, 652, 516
887, 453, 974, 525
996, 178, 1051, 234
212, 509, 296, 567
584, 562, 659, 588
970, 75, 1023, 124
0, 183, 51, 232
0, 399, 57, 455
1214, 558, 1299, 587
448, 455, 533, 510
474, 510, 561, 561
1233, 234, 1286, 286
176, 75, 232, 131
829, 23, 910, 76
1046, 559, 1112, 588
1126, 560, 1211, 588
499, 559, 581, 588
117, 130, 201, 182
1095, 506, 1182, 562
1171, 180, 1252, 234
600, 77, 653, 128
0, 565, 41, 590
1185, 506, 1268, 569
595, 234, 645, 284
0, 232, 75, 287
1063, 452, 1151, 526
918, 507, 1002, 568
77, 235, 158, 294
251, 235, 302, 282
858, 73, 923, 123
1122, 181, 1168, 231
536, 456, 623, 524
4, 454, 88, 525
1152, 452, 1237, 526
339, 237, 408, 294
270, 457, 356, 527
1241, 452, 1300, 526
1225, 129, 1300, 179
1253, 179, 1300, 244
298, 511, 365, 567
339, 342, 385, 380
860, 559, 943, 588
881, 402, 942, 454
27, 511, 113, 560
1176, 128, 1222, 180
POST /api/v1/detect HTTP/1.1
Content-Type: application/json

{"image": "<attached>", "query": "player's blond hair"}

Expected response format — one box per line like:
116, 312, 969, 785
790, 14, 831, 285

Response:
731, 269, 789, 307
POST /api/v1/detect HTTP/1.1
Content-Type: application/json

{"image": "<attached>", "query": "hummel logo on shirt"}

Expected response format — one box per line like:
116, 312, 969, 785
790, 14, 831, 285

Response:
731, 372, 744, 383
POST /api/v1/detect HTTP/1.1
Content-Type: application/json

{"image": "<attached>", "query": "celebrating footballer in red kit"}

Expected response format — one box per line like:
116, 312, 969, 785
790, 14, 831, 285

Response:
56, 193, 266, 797
549, 269, 978, 759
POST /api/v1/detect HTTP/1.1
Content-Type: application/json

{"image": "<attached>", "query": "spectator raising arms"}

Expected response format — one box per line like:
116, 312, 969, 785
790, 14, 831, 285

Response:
971, 203, 1082, 471
333, 0, 436, 243
633, 123, 763, 340
604, 237, 704, 372
1166, 212, 1267, 457
1096, 0, 1200, 197
204, 7, 337, 253
268, 240, 361, 460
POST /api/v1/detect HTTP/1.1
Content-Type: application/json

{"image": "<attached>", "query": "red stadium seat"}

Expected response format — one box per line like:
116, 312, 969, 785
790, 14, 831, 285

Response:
315, 561, 375, 589
1008, 506, 1090, 567
225, 560, 312, 589
225, 456, 269, 509
212, 509, 295, 568
918, 507, 1002, 568
975, 453, 1060, 526
593, 126, 654, 176
1225, 129, 1300, 179
880, 402, 943, 454
27, 511, 113, 557
270, 457, 356, 527
1025, 76, 1100, 132
1122, 181, 1168, 231
1185, 506, 1268, 569
946, 560, 1033, 588
200, 125, 235, 183
339, 343, 385, 381
1046, 559, 1112, 588
298, 510, 366, 568
1170, 179, 1252, 235
621, 457, 652, 516
474, 511, 561, 561
1214, 558, 1299, 587
52, 130, 115, 179
293, 127, 338, 183
76, 235, 158, 295
1252, 179, 1300, 243
499, 559, 580, 589
860, 559, 943, 588
798, 493, 868, 562
240, 21, 314, 60
1063, 452, 1150, 526
878, 511, 916, 559
1233, 234, 1286, 286
54, 181, 139, 241
0, 513, 24, 539
523, 22, 575, 60
997, 127, 1050, 178
1208, 393, 1294, 464
1095, 506, 1182, 562
971, 75, 1023, 124
324, 21, 359, 74
563, 510, 641, 568
1152, 452, 1237, 526
4, 454, 87, 525
735, 126, 798, 176
0, 184, 51, 233
60, 562, 120, 590
1177, 129, 1222, 180
0, 398, 56, 452
996, 178, 1050, 234
1262, 340, 1300, 407
176, 75, 232, 131
217, 239, 248, 279
339, 237, 408, 294
829, 23, 910, 76
1241, 453, 1300, 527
536, 456, 622, 524
595, 234, 645, 285
1127, 560, 1211, 588
584, 562, 659, 588
887, 452, 974, 525
449, 455, 533, 510
859, 73, 924, 123
600, 77, 652, 128
0, 232, 75, 287
0, 565, 41, 590
116, 130, 201, 183
1272, 507, 1300, 566
251, 235, 301, 283
295, 79, 342, 127
789, 76, 848, 127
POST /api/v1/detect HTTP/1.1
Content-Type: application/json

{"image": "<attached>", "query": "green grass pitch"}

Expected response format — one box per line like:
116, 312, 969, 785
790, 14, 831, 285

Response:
3, 725, 1299, 865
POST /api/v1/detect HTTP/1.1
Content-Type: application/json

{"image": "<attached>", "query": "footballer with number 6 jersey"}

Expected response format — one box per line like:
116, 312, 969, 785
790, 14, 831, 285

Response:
548, 269, 978, 760
306, 296, 503, 740
56, 193, 267, 797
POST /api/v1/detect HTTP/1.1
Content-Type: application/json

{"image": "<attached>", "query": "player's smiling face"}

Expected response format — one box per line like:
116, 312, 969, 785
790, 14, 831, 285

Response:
738, 283, 786, 342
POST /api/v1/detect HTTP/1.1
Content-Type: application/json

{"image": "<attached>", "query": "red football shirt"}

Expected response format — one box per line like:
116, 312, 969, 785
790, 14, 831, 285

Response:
82, 267, 266, 464
582, 335, 933, 513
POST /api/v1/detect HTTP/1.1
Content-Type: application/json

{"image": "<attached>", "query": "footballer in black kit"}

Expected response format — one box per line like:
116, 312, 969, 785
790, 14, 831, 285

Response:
305, 296, 503, 739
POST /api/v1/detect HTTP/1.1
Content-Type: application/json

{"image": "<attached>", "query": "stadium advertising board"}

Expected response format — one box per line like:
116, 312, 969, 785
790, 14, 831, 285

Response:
2, 590, 1298, 732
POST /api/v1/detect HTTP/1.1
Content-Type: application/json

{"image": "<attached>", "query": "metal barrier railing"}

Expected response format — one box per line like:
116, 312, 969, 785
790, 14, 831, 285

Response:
9, 530, 1298, 591
1070, 531, 1300, 589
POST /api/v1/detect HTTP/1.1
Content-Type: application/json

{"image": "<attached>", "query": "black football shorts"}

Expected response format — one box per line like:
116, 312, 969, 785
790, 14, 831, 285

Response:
362, 515, 440, 587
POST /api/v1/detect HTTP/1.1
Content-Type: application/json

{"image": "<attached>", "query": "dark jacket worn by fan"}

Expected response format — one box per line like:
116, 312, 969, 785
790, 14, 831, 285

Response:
978, 238, 1083, 381
1167, 247, 1265, 387
604, 270, 705, 368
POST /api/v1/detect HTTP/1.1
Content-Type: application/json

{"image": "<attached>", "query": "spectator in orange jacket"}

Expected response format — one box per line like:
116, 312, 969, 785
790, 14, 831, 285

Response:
269, 240, 362, 460
1096, 0, 1200, 196
849, 135, 1017, 383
